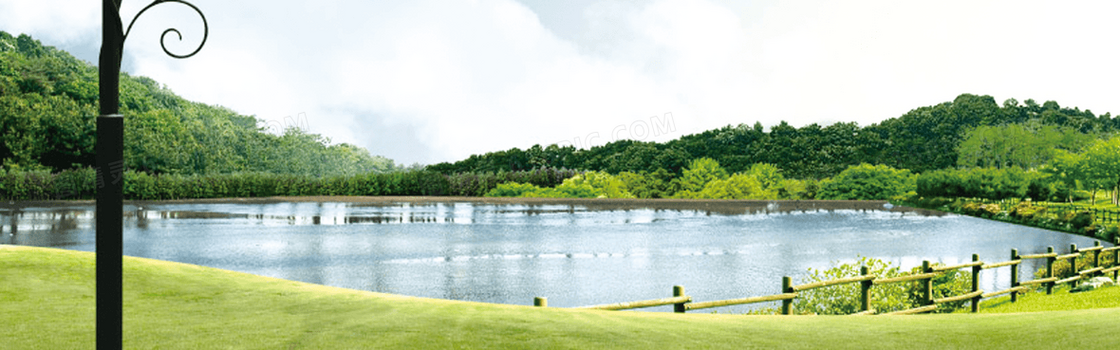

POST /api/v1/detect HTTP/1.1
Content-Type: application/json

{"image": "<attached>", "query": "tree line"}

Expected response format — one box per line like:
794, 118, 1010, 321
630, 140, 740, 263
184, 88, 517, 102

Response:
484, 159, 916, 201
429, 95, 1119, 179
0, 167, 576, 200
3, 31, 1119, 209
0, 31, 397, 176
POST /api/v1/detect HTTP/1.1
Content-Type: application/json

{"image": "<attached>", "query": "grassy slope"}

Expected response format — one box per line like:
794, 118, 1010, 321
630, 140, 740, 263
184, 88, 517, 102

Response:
3, 245, 1119, 349
981, 284, 1120, 313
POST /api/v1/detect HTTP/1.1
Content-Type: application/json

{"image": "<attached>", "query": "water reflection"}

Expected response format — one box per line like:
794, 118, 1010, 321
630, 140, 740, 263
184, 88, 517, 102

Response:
0, 200, 1106, 312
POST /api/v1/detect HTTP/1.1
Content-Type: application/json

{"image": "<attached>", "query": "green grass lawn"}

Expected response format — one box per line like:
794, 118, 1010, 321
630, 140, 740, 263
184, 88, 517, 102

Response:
1041, 196, 1120, 210
4, 245, 1120, 349
980, 283, 1120, 313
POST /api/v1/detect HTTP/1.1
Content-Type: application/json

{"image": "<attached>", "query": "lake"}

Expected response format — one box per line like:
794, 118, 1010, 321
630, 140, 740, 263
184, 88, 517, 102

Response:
0, 199, 1105, 313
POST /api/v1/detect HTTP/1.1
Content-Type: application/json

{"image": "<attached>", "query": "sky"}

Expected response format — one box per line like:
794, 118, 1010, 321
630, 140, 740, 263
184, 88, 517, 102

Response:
3, 1, 1120, 165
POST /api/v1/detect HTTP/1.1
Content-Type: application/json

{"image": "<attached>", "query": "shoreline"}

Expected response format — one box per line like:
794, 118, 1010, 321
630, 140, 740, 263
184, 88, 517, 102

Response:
2, 196, 947, 216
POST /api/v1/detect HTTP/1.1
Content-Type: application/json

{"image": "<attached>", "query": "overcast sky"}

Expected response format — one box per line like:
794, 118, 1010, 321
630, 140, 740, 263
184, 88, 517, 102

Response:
4, 1, 1120, 165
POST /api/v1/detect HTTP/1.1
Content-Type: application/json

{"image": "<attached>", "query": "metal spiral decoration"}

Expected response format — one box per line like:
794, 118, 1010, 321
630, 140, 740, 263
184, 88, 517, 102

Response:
122, 0, 208, 59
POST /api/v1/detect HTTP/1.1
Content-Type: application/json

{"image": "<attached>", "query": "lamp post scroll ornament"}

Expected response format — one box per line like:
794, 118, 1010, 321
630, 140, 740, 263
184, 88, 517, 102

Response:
98, 1, 206, 348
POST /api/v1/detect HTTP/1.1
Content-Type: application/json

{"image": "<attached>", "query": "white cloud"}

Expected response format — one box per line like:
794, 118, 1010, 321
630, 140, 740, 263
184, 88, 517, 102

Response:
0, 0, 99, 43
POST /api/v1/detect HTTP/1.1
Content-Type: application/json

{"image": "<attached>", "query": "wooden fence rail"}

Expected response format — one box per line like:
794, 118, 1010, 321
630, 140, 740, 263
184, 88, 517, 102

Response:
535, 238, 1120, 315
1033, 202, 1120, 225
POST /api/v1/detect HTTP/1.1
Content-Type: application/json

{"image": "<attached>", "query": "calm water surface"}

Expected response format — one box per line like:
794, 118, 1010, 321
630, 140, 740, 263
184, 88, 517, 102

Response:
0, 201, 1105, 312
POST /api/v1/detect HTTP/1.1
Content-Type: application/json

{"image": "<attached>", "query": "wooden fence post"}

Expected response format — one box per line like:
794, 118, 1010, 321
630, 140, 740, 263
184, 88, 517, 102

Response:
1046, 246, 1055, 295
1010, 249, 1019, 302
970, 254, 980, 313
781, 276, 793, 315
1093, 241, 1102, 276
673, 285, 686, 313
922, 260, 932, 306
1068, 244, 1078, 289
860, 266, 871, 313
534, 297, 547, 307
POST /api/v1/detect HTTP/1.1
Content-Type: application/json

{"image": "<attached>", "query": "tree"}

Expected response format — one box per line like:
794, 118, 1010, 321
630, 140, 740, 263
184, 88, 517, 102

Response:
697, 173, 773, 199
619, 169, 673, 198
670, 158, 728, 198
560, 171, 633, 198
1080, 138, 1120, 205
0, 31, 401, 176
956, 124, 1091, 169
1043, 150, 1089, 202
817, 164, 915, 200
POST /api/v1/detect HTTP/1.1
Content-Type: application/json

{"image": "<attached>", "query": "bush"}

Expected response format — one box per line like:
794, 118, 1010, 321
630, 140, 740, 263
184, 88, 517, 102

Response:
485, 171, 633, 199
484, 182, 544, 197
1097, 225, 1120, 242
793, 257, 909, 315
959, 202, 983, 216
0, 170, 54, 200
1063, 210, 1094, 231
979, 203, 1001, 217
1034, 251, 1116, 285
906, 264, 972, 313
560, 171, 633, 198
1010, 202, 1046, 220
788, 257, 973, 315
49, 167, 95, 199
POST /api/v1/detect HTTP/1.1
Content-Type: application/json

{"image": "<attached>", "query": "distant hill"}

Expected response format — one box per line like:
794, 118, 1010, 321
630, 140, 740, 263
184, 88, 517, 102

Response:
429, 94, 1118, 179
0, 31, 397, 176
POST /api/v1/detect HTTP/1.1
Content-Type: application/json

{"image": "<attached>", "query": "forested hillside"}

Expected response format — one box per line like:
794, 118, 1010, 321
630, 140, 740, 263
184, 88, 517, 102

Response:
430, 95, 1119, 179
0, 31, 396, 176
4, 30, 1119, 210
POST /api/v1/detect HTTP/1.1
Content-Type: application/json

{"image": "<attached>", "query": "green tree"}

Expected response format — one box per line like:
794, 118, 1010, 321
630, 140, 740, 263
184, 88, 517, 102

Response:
559, 171, 633, 198
0, 31, 400, 176
1043, 150, 1090, 202
817, 164, 915, 200
619, 169, 673, 198
957, 124, 1092, 169
696, 173, 773, 199
745, 163, 783, 189
1080, 138, 1120, 205
670, 158, 728, 198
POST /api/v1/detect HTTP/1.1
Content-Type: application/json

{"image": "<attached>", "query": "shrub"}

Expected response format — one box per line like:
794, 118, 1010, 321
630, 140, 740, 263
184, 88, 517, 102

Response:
1010, 202, 1046, 220
1034, 252, 1115, 285
790, 257, 973, 315
980, 203, 1002, 217
561, 171, 633, 198
1063, 210, 1094, 231
906, 264, 972, 313
50, 167, 95, 199
1097, 225, 1120, 242
793, 257, 910, 315
484, 182, 543, 197
960, 202, 983, 216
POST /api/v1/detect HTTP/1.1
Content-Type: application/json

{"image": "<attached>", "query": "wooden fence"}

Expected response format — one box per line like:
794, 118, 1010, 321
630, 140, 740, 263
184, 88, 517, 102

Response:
533, 238, 1120, 315
1031, 202, 1120, 225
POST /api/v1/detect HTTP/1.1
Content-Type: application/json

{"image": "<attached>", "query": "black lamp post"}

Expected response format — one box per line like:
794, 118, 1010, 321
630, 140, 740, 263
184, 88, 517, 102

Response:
98, 1, 206, 348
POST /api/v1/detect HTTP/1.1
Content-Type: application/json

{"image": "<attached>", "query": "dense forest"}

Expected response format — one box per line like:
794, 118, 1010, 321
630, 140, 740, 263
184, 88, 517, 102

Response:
429, 96, 1118, 179
0, 31, 397, 176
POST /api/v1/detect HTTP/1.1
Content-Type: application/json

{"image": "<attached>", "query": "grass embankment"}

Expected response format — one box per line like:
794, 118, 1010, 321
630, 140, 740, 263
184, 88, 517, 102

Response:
3, 245, 1120, 349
